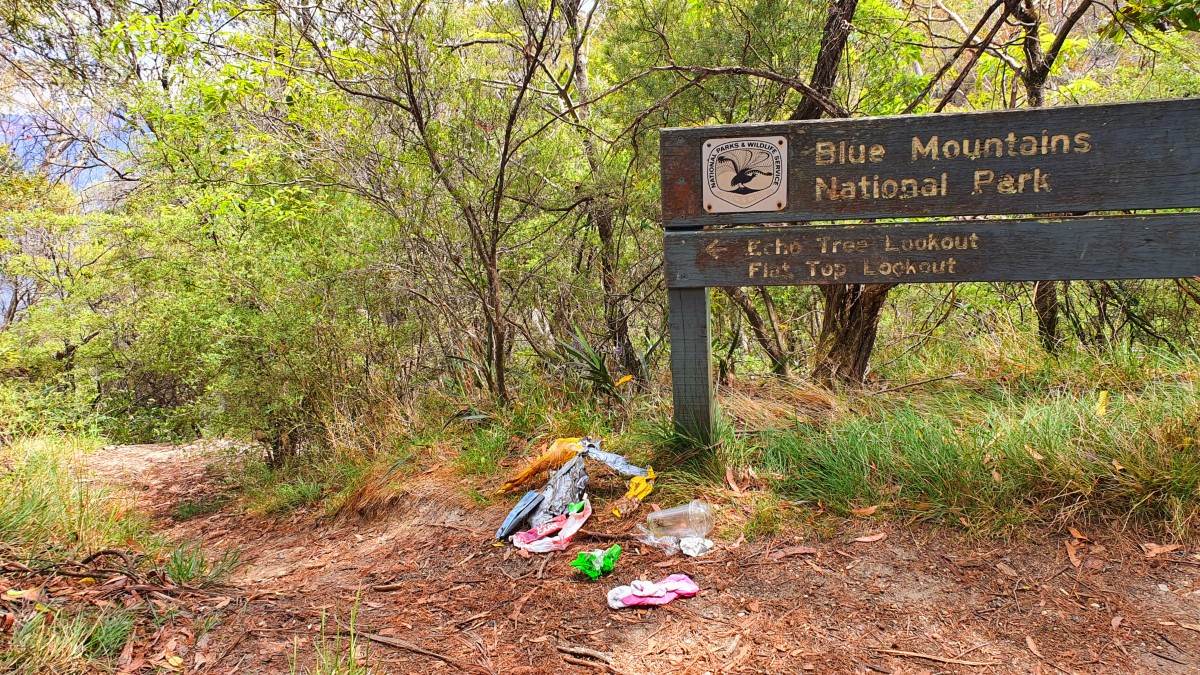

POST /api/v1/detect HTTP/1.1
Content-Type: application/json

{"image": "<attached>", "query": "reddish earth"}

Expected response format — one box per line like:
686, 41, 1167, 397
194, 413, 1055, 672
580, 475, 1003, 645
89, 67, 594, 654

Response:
86, 442, 1200, 673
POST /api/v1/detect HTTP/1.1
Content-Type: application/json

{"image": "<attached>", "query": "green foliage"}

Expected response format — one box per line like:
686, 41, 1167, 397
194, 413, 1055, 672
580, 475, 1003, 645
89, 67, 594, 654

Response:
1104, 0, 1200, 35
164, 543, 241, 586
763, 351, 1200, 534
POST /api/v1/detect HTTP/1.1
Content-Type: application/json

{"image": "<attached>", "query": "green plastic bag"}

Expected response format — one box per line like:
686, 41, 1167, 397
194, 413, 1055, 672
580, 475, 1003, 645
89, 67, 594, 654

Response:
570, 544, 622, 580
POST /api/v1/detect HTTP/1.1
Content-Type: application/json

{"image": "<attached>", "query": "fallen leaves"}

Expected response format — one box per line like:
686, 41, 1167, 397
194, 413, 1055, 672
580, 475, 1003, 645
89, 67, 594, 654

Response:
1141, 542, 1183, 558
850, 505, 878, 517
3, 587, 42, 602
769, 545, 817, 561
1066, 540, 1083, 568
725, 465, 742, 493
853, 532, 887, 544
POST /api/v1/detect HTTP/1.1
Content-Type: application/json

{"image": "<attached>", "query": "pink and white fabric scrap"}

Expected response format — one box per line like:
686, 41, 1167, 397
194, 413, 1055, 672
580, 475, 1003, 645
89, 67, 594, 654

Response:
510, 496, 592, 553
606, 574, 699, 609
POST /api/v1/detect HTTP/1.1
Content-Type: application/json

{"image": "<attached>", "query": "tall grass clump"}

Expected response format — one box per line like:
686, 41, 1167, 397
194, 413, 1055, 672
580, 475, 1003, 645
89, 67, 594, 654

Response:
764, 371, 1200, 535
0, 437, 150, 559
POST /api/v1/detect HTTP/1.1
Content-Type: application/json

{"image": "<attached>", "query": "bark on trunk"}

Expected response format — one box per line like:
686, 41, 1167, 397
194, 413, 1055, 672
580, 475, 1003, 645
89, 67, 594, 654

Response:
811, 283, 894, 385
1012, 0, 1094, 353
797, 0, 892, 385
564, 1, 645, 382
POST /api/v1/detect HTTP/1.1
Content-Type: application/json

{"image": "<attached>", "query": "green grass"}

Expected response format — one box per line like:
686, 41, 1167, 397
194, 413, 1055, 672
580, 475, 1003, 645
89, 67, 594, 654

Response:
760, 371, 1200, 535
172, 493, 230, 520
0, 436, 152, 559
164, 543, 241, 586
0, 437, 233, 673
291, 599, 368, 675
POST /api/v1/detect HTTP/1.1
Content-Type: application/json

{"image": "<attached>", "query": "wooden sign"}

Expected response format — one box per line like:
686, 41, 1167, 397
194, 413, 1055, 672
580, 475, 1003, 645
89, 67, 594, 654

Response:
662, 98, 1200, 228
665, 216, 1200, 288
660, 99, 1200, 442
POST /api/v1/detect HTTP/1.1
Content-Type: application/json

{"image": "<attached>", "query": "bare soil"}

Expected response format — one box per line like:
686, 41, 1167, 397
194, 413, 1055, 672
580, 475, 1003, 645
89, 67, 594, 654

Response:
86, 442, 1200, 674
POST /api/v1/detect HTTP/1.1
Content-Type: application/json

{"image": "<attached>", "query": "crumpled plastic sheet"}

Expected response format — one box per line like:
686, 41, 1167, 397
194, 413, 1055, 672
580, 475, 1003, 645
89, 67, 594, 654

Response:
529, 454, 589, 527
495, 490, 544, 540
580, 437, 648, 477
511, 496, 592, 553
607, 574, 699, 609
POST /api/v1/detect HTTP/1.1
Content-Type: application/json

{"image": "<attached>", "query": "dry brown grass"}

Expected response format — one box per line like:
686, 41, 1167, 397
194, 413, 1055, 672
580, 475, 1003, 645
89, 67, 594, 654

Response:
718, 377, 840, 431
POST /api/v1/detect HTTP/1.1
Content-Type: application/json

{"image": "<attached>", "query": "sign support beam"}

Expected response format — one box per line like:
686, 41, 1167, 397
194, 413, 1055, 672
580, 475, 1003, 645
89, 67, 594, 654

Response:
667, 287, 715, 442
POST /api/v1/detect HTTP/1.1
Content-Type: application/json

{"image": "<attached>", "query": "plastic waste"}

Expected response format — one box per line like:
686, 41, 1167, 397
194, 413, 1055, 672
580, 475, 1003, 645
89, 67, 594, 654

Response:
496, 490, 544, 540
624, 469, 656, 501
511, 496, 592, 553
635, 525, 681, 555
580, 437, 648, 477
607, 574, 699, 609
570, 544, 622, 580
634, 528, 713, 558
496, 437, 581, 495
529, 454, 589, 526
492, 436, 650, 537
679, 536, 714, 557
645, 500, 714, 539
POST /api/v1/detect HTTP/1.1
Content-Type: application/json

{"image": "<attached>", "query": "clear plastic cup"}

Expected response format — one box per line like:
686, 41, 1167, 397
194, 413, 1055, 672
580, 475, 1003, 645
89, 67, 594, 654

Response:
645, 500, 714, 538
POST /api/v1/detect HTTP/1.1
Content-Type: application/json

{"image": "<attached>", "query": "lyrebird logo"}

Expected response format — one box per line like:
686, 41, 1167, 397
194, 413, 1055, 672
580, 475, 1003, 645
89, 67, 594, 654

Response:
702, 136, 786, 213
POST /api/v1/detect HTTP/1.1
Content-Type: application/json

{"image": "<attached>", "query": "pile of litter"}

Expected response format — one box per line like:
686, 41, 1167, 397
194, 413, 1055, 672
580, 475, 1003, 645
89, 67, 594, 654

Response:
495, 437, 650, 545
492, 436, 715, 610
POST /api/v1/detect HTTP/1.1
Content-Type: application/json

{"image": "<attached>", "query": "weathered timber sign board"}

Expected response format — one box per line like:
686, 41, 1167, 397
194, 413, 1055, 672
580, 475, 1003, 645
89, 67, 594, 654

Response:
660, 99, 1200, 442
663, 98, 1200, 227
664, 216, 1200, 288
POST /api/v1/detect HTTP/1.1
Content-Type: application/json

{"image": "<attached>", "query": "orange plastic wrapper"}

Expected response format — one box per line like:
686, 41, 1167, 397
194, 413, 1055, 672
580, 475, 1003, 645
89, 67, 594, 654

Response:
495, 437, 582, 495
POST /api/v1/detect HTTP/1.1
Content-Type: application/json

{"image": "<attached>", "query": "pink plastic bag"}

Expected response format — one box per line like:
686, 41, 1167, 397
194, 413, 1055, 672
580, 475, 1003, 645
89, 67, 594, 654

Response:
511, 496, 592, 553
607, 573, 699, 609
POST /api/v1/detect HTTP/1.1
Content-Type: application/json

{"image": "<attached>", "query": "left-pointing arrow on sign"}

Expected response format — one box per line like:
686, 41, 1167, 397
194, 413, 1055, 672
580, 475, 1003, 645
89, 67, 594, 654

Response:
704, 240, 729, 260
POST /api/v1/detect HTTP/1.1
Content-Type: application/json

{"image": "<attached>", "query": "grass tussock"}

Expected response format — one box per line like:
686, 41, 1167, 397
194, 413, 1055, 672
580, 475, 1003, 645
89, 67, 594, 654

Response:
0, 436, 149, 560
759, 373, 1199, 536
0, 437, 234, 673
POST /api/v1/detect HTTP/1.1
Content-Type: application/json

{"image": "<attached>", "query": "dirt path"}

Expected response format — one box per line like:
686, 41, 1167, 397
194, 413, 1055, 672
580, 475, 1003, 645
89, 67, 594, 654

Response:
90, 442, 1200, 673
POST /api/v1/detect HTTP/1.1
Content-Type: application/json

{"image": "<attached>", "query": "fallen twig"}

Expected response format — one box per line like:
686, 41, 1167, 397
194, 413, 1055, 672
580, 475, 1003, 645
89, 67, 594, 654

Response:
359, 631, 470, 670
873, 372, 965, 395
578, 530, 632, 541
558, 642, 613, 664
875, 648, 997, 666
561, 653, 627, 674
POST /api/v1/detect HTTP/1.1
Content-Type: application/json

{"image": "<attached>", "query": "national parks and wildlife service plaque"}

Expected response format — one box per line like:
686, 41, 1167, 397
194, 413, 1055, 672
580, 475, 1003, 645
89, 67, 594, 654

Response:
701, 136, 787, 213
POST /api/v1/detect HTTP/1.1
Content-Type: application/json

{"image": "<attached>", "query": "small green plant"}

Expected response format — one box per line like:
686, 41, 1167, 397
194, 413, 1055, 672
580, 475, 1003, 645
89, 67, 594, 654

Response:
84, 610, 134, 659
271, 480, 324, 512
163, 544, 241, 586
291, 597, 368, 675
559, 326, 624, 401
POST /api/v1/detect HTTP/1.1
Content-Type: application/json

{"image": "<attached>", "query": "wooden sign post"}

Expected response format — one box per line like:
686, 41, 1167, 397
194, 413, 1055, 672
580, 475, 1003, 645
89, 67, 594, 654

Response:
660, 99, 1200, 442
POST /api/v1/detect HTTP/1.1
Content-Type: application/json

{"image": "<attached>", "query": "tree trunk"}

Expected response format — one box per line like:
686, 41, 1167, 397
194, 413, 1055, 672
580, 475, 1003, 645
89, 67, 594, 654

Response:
485, 253, 508, 401
811, 283, 894, 385
1033, 280, 1061, 351
563, 0, 645, 382
594, 201, 644, 381
796, 0, 893, 385
1012, 0, 1095, 353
